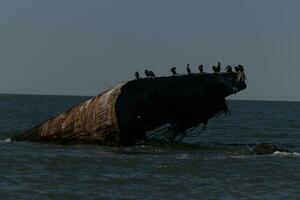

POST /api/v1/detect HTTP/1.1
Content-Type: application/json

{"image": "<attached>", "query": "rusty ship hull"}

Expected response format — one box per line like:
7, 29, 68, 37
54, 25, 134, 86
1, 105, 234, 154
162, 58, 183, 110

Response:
12, 72, 246, 145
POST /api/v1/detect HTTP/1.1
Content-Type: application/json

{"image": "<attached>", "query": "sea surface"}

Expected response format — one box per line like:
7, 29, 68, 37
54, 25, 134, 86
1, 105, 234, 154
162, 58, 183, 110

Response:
0, 94, 299, 200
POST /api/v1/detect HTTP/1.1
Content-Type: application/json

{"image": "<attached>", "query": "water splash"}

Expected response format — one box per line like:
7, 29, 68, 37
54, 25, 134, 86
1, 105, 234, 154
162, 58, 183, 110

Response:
272, 151, 300, 156
4, 138, 11, 143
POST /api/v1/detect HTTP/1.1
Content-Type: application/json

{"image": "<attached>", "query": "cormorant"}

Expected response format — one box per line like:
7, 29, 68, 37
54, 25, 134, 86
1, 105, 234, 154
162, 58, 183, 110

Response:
216, 62, 221, 72
198, 64, 203, 73
225, 65, 232, 72
238, 65, 244, 72
135, 71, 140, 79
149, 70, 156, 77
186, 64, 191, 75
144, 69, 150, 78
212, 65, 217, 73
171, 66, 177, 75
234, 66, 240, 72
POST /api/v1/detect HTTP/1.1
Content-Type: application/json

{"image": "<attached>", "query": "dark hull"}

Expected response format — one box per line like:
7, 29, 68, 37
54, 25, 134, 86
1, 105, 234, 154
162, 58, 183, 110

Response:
12, 72, 246, 145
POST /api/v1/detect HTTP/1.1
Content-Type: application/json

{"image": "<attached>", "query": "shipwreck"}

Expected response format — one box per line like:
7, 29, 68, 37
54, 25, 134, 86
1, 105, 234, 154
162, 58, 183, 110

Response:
12, 71, 246, 145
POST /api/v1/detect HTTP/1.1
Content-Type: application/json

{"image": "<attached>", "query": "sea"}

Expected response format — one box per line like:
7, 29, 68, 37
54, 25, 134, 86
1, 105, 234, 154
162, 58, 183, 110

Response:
0, 94, 299, 200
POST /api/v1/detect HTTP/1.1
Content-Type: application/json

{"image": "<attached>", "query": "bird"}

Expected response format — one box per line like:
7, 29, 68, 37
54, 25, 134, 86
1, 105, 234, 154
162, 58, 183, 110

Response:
186, 64, 191, 75
216, 62, 221, 72
198, 64, 203, 73
225, 65, 232, 72
171, 66, 177, 75
135, 71, 140, 79
212, 65, 217, 73
149, 70, 156, 77
144, 69, 150, 78
234, 66, 240, 72
238, 65, 244, 72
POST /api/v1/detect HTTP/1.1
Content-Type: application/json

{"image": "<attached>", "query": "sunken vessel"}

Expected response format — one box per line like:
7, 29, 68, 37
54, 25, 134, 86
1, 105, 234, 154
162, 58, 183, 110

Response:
12, 71, 246, 145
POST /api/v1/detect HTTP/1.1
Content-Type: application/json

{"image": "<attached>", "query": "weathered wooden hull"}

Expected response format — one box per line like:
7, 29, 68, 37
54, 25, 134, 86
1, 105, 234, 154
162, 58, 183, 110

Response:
12, 72, 246, 145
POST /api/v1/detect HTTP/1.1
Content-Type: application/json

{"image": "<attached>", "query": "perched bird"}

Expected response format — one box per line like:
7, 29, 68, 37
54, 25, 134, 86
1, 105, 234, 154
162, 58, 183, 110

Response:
234, 66, 240, 72
186, 64, 191, 75
144, 69, 150, 77
238, 65, 244, 72
225, 65, 232, 72
216, 62, 221, 72
135, 71, 140, 79
149, 70, 156, 77
212, 65, 217, 73
171, 66, 177, 75
198, 64, 203, 73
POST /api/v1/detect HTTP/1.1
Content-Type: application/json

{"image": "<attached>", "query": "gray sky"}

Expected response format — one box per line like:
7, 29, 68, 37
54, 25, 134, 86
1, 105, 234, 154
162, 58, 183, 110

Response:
0, 0, 299, 101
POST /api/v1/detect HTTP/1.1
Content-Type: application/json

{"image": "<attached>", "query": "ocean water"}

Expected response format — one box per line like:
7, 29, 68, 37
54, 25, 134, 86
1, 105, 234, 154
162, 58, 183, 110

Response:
0, 94, 299, 200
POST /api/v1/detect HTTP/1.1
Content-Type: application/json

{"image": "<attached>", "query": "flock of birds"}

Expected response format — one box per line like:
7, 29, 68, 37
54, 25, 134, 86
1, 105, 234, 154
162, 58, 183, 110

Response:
135, 62, 244, 79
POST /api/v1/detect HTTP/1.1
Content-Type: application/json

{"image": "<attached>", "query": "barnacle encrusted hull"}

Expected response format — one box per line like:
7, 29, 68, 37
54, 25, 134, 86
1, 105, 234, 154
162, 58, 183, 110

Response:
12, 72, 246, 145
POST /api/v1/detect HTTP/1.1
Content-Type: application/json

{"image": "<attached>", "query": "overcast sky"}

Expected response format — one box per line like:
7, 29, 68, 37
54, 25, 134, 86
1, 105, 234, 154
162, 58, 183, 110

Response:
0, 0, 299, 101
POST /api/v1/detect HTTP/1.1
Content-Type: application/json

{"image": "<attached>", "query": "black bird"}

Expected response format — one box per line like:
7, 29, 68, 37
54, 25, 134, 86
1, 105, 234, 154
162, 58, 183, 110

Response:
238, 65, 244, 72
144, 69, 150, 77
212, 65, 217, 73
225, 65, 232, 72
135, 71, 140, 79
171, 66, 177, 75
216, 62, 221, 72
234, 66, 240, 72
186, 64, 191, 75
149, 70, 156, 77
198, 64, 203, 73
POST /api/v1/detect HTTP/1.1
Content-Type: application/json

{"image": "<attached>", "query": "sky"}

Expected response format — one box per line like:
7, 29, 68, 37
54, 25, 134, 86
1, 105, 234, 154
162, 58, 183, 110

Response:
0, 0, 299, 101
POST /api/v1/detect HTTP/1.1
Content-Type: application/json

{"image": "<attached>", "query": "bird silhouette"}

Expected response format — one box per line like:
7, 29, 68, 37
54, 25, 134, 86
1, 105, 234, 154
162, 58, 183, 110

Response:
171, 66, 177, 75
186, 64, 191, 74
144, 69, 150, 77
135, 71, 140, 79
149, 70, 155, 77
225, 65, 232, 72
198, 64, 203, 73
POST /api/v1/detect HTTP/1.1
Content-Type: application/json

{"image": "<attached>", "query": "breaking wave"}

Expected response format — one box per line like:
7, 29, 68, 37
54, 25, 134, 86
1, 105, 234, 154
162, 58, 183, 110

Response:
3, 138, 11, 143
272, 151, 300, 156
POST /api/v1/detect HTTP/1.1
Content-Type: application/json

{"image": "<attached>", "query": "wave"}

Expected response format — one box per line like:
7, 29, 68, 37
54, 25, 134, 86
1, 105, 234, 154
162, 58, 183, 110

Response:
0, 138, 12, 143
0, 131, 20, 140
4, 138, 11, 143
272, 151, 300, 156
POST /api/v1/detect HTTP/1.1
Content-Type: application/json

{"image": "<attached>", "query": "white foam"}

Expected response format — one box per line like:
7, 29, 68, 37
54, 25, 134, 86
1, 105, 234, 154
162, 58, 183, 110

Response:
4, 138, 11, 143
272, 151, 300, 156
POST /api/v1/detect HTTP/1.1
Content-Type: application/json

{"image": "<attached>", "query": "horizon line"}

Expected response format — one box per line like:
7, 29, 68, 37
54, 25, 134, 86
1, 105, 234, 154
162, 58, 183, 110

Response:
0, 92, 299, 103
